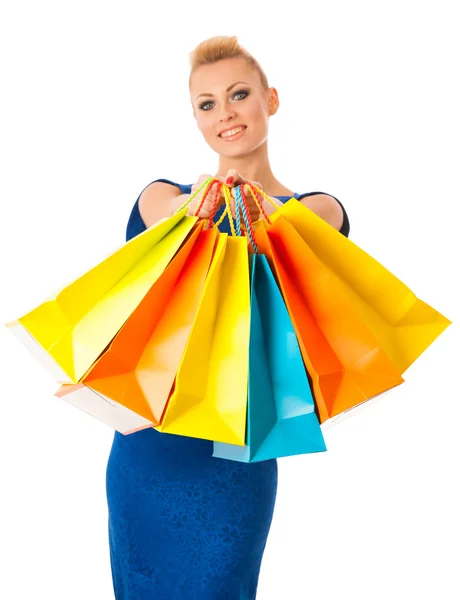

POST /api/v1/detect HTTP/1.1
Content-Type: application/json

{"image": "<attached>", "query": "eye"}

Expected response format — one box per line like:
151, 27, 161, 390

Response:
199, 101, 214, 111
199, 89, 250, 111
233, 89, 249, 101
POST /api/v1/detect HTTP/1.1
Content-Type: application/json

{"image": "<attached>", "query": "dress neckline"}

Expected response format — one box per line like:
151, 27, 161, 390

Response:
182, 182, 297, 200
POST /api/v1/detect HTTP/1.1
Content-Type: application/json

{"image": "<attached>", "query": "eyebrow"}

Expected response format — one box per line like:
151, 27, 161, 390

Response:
196, 81, 250, 101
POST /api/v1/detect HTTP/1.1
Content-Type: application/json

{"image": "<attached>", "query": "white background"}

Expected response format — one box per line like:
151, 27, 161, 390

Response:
1, 1, 458, 599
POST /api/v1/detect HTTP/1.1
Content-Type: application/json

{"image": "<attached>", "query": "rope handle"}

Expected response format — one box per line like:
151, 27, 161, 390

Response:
176, 177, 278, 245
235, 186, 258, 253
176, 176, 215, 213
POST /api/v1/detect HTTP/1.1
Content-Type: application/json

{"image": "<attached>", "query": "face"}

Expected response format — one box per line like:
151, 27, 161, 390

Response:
190, 57, 279, 158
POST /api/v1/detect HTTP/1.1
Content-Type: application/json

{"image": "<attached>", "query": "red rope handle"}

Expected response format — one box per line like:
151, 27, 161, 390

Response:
238, 186, 258, 253
240, 186, 257, 242
193, 179, 215, 217
207, 182, 223, 228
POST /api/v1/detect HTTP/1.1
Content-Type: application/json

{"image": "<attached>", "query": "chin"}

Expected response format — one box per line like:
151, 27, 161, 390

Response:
226, 150, 254, 160
215, 140, 262, 159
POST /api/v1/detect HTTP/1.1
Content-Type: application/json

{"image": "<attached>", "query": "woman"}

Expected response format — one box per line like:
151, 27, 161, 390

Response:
106, 35, 350, 599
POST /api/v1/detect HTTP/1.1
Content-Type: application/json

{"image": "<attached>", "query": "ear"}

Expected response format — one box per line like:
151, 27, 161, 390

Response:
268, 87, 279, 116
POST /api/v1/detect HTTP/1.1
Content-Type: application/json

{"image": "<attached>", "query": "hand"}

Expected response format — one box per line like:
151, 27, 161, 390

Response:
224, 169, 263, 222
187, 174, 227, 219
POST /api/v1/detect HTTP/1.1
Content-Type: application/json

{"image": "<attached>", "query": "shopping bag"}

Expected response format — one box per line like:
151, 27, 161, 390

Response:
55, 383, 154, 435
80, 225, 218, 427
213, 254, 326, 462
6, 208, 197, 383
255, 218, 405, 423
272, 198, 451, 373
155, 234, 250, 445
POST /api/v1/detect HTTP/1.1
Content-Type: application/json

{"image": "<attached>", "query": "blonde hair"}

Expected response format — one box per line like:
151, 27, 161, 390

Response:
189, 36, 269, 90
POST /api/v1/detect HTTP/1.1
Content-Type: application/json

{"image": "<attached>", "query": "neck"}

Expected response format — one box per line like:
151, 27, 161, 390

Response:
215, 140, 288, 196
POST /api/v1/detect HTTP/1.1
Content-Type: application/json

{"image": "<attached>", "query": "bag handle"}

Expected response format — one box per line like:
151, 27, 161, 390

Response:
176, 176, 215, 214
235, 186, 258, 253
176, 177, 276, 251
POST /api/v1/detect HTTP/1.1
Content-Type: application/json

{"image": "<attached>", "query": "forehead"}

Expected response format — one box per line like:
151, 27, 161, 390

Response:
190, 57, 259, 95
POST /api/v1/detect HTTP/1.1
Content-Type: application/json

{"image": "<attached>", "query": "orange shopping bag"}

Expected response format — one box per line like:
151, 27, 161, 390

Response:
255, 218, 405, 423
74, 224, 219, 428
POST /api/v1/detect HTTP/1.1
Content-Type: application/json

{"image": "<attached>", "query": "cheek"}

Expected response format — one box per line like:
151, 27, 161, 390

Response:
246, 101, 268, 129
195, 114, 213, 138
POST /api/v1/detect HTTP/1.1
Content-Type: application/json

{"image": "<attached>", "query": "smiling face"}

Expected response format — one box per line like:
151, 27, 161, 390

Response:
190, 57, 279, 158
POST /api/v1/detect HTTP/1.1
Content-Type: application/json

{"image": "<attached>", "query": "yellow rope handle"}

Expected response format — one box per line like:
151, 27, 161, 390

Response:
221, 185, 238, 236
176, 177, 215, 213
212, 204, 228, 229
245, 184, 280, 211
207, 184, 237, 235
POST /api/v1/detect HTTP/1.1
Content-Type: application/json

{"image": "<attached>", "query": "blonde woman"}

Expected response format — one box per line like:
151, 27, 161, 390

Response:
106, 35, 350, 599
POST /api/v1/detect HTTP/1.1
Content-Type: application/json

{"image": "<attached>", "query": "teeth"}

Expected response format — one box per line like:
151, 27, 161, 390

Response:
221, 126, 245, 138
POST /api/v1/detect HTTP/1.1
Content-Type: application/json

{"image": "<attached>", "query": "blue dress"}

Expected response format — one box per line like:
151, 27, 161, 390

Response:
106, 179, 350, 599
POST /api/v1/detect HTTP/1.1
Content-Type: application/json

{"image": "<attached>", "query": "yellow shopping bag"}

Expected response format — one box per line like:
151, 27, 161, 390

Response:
155, 234, 251, 446
6, 208, 197, 383
272, 199, 451, 373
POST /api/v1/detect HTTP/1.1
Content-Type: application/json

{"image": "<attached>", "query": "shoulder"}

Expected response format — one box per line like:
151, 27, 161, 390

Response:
138, 179, 192, 230
126, 178, 190, 242
296, 191, 350, 237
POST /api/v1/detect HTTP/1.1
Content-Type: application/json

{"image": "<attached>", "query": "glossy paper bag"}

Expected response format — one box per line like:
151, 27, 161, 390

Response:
81, 226, 217, 426
273, 199, 451, 373
6, 209, 196, 383
213, 254, 326, 462
156, 235, 250, 446
256, 219, 405, 423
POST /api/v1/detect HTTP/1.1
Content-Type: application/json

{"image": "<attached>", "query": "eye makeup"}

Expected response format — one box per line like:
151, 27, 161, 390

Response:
199, 89, 250, 111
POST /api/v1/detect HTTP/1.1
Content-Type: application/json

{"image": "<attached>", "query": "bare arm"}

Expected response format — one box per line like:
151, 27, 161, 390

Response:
299, 194, 344, 231
263, 193, 343, 231
138, 182, 191, 228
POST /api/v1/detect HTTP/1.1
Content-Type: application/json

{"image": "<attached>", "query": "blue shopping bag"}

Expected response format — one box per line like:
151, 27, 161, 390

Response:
213, 254, 327, 462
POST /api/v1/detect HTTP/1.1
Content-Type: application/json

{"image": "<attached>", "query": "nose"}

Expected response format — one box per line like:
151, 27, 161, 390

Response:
219, 105, 237, 122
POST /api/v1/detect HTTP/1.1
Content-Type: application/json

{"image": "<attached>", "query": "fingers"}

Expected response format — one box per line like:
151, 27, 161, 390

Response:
225, 168, 243, 186
224, 170, 263, 192
191, 173, 263, 221
207, 170, 263, 191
